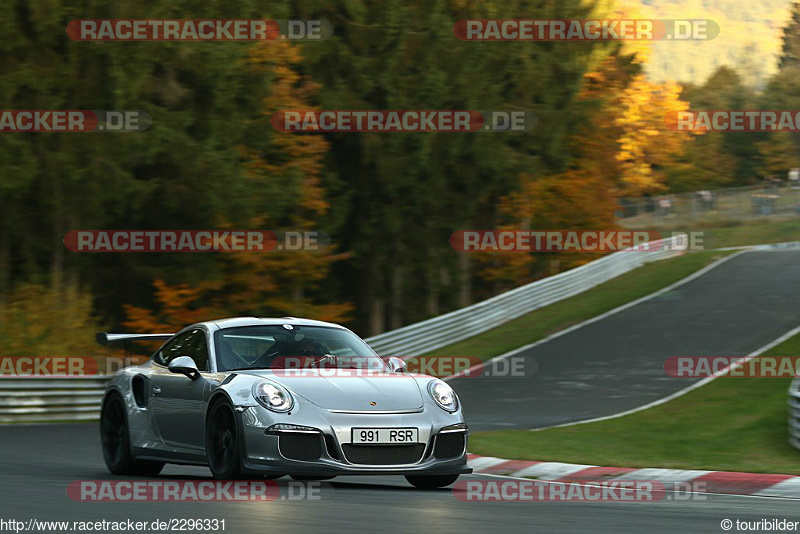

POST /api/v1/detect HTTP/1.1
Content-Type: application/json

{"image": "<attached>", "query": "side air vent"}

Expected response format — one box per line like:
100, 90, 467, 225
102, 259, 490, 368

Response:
131, 375, 148, 408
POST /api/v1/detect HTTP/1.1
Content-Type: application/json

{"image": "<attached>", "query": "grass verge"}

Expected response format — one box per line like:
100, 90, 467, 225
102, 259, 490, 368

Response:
669, 218, 800, 249
468, 336, 800, 475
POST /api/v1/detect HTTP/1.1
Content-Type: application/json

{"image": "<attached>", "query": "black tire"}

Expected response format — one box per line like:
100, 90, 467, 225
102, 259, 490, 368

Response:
290, 475, 336, 481
206, 400, 246, 479
100, 392, 164, 476
404, 474, 459, 489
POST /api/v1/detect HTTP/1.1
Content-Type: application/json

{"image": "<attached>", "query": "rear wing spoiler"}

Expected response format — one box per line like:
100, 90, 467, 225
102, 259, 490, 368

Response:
96, 332, 174, 346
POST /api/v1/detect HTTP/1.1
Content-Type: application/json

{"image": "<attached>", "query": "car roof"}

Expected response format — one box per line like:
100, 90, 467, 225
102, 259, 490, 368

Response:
200, 316, 347, 331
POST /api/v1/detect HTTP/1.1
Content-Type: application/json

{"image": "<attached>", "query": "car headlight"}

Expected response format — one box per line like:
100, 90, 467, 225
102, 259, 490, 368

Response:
428, 379, 458, 412
253, 381, 294, 412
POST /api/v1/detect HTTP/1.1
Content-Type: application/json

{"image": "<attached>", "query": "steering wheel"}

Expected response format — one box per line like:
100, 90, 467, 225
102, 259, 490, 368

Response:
311, 354, 337, 367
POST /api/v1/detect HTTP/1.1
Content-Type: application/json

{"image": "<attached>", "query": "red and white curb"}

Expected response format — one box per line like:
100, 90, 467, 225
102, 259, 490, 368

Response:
468, 454, 800, 498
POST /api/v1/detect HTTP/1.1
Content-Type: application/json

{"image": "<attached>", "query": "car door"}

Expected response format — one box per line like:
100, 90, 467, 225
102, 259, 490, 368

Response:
150, 329, 211, 451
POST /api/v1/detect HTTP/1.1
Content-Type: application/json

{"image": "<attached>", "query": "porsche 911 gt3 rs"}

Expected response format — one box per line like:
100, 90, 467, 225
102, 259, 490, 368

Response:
98, 317, 471, 488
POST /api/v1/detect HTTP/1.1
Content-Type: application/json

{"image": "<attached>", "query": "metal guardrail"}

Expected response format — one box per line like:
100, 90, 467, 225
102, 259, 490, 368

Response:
790, 380, 800, 451
0, 376, 110, 423
0, 236, 683, 423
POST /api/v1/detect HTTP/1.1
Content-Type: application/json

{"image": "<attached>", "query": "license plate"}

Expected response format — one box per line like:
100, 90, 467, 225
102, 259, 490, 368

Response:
351, 428, 418, 444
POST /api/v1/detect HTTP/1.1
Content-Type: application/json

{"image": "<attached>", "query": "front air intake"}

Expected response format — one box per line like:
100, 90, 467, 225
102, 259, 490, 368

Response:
278, 433, 323, 461
341, 444, 425, 465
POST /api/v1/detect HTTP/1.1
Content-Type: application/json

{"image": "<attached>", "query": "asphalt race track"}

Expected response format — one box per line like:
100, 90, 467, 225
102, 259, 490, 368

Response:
0, 424, 798, 533
453, 250, 800, 430
3, 249, 800, 532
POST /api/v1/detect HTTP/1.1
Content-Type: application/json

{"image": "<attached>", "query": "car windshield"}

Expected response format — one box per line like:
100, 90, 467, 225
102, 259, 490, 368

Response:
214, 325, 388, 372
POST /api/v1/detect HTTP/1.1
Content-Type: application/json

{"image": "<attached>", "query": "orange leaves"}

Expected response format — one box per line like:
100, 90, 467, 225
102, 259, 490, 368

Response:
122, 279, 216, 333
246, 39, 330, 222
121, 41, 352, 329
263, 297, 354, 324
234, 42, 352, 322
477, 170, 618, 285
234, 41, 351, 322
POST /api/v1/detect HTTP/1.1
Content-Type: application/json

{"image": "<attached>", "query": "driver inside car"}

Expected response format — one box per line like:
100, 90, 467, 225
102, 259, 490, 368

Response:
246, 338, 334, 370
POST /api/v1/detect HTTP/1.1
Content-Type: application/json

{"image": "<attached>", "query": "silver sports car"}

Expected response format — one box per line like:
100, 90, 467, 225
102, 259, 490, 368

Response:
98, 317, 471, 488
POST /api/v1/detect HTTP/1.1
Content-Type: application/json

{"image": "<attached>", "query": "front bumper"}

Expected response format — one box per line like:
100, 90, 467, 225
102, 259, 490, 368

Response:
237, 401, 472, 476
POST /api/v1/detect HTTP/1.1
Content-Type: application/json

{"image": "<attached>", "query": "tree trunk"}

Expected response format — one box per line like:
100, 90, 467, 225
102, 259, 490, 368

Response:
365, 261, 385, 336
389, 266, 403, 330
369, 296, 385, 336
457, 251, 471, 308
426, 249, 439, 317
0, 228, 7, 292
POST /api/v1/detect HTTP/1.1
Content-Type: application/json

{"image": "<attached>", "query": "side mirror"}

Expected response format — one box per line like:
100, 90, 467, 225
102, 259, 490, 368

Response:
387, 357, 407, 373
168, 356, 200, 380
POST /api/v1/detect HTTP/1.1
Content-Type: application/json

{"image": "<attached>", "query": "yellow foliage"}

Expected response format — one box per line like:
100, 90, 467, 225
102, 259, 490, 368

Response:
614, 75, 696, 195
476, 32, 695, 286
757, 132, 799, 178
0, 283, 105, 357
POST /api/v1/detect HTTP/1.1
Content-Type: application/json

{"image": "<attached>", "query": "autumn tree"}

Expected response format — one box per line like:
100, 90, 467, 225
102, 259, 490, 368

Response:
475, 0, 700, 289
779, 2, 800, 71
615, 75, 694, 195
215, 40, 353, 323
756, 6, 800, 182
0, 0, 283, 330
